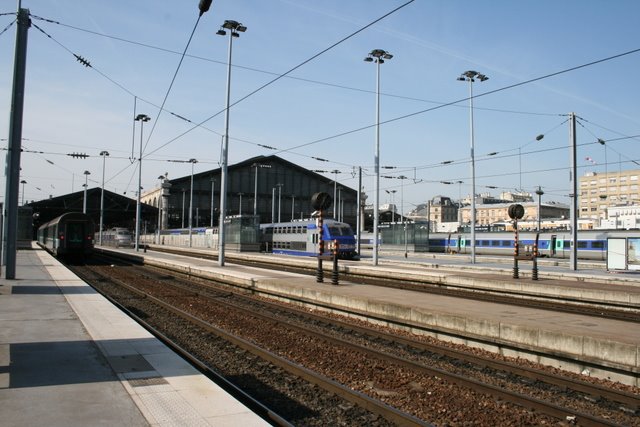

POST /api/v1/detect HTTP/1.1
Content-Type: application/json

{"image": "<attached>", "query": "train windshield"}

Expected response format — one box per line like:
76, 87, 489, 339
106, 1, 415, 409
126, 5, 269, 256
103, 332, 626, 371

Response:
327, 224, 354, 237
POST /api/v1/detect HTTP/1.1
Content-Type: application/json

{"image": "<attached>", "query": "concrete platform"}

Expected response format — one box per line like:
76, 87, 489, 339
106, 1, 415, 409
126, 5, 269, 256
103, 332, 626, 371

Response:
105, 245, 640, 386
0, 249, 269, 427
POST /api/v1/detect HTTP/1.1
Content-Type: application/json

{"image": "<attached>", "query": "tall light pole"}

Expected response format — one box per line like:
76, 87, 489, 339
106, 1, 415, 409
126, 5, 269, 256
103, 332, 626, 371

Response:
210, 177, 215, 228
365, 48, 393, 266
569, 112, 578, 270
99, 151, 109, 245
252, 163, 271, 218
188, 158, 197, 247
238, 193, 244, 215
331, 169, 341, 218
216, 19, 246, 267
271, 187, 276, 224
398, 175, 408, 258
276, 183, 283, 222
20, 180, 26, 205
157, 175, 164, 244
134, 113, 150, 251
458, 70, 488, 264
181, 189, 186, 229
291, 194, 295, 221
536, 186, 544, 231
83, 170, 91, 213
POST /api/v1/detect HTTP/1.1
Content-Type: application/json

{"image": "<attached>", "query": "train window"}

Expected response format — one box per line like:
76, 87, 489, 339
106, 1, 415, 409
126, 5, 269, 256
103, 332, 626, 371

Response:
577, 241, 588, 249
564, 241, 571, 249
491, 240, 500, 246
501, 240, 511, 247
592, 241, 605, 249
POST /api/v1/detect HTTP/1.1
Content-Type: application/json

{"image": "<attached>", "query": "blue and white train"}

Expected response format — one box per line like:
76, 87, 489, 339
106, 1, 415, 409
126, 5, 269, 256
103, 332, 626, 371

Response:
261, 219, 358, 259
425, 229, 640, 260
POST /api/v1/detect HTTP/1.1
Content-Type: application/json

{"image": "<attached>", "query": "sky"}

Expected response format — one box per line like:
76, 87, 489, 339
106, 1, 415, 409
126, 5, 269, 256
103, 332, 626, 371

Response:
1, 0, 639, 215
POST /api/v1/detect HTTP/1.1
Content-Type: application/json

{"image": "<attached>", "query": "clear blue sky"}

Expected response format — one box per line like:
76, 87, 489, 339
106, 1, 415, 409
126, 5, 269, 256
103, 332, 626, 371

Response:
1, 0, 639, 214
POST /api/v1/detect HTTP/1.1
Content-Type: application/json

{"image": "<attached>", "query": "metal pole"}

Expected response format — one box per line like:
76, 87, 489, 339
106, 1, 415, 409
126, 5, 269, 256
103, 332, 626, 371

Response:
21, 181, 25, 206
189, 161, 194, 247
4, 7, 29, 278
291, 195, 295, 221
218, 29, 233, 266
83, 173, 88, 213
277, 185, 282, 222
99, 151, 108, 245
569, 112, 578, 270
271, 187, 275, 224
135, 121, 144, 251
181, 189, 185, 228
253, 165, 258, 216
373, 59, 381, 266
157, 177, 162, 244
468, 78, 476, 264
356, 166, 362, 255
401, 177, 407, 258
238, 193, 243, 215
211, 178, 216, 228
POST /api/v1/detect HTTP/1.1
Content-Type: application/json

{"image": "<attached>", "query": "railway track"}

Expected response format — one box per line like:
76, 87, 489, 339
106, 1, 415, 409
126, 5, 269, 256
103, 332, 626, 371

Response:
149, 246, 640, 323
68, 254, 640, 426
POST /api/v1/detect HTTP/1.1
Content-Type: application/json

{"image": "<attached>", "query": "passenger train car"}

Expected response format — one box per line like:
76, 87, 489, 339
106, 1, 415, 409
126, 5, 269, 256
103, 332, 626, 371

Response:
261, 219, 358, 259
98, 227, 133, 248
37, 212, 95, 259
426, 229, 640, 261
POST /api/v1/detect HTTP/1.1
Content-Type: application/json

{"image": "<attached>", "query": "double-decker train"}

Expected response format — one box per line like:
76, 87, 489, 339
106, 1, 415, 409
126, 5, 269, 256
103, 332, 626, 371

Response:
98, 227, 133, 248
261, 219, 358, 259
426, 229, 640, 260
37, 212, 94, 259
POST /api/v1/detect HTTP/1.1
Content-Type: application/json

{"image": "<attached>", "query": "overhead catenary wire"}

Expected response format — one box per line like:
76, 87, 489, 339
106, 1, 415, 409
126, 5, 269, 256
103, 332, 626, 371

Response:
143, 0, 417, 158
141, 13, 205, 153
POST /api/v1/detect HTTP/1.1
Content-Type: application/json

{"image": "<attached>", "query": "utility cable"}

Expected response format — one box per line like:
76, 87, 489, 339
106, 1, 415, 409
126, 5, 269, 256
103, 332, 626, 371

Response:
0, 18, 15, 37
277, 46, 640, 154
141, 13, 204, 153
144, 0, 417, 157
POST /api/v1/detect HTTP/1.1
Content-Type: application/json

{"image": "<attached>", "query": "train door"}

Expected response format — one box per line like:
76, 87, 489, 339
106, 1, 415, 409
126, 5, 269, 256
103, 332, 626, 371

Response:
550, 235, 557, 257
458, 235, 465, 254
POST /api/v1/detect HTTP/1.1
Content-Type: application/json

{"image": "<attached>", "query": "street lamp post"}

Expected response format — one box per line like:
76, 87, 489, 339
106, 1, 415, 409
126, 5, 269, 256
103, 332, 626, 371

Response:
210, 178, 215, 228
291, 195, 295, 220
365, 49, 393, 266
181, 189, 186, 229
134, 113, 150, 251
458, 70, 488, 264
252, 163, 271, 218
157, 175, 164, 244
276, 183, 283, 222
20, 180, 26, 205
188, 158, 197, 248
238, 193, 244, 215
398, 175, 408, 258
83, 170, 91, 214
536, 186, 544, 231
331, 169, 341, 218
216, 19, 246, 267
99, 151, 109, 245
271, 187, 276, 223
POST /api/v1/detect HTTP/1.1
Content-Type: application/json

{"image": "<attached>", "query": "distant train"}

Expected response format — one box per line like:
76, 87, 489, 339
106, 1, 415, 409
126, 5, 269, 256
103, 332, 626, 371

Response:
425, 229, 640, 261
37, 212, 94, 259
98, 227, 133, 248
261, 219, 358, 259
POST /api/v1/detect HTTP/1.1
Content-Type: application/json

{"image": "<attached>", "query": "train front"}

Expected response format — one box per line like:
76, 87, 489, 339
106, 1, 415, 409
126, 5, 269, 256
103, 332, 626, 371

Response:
324, 222, 358, 260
